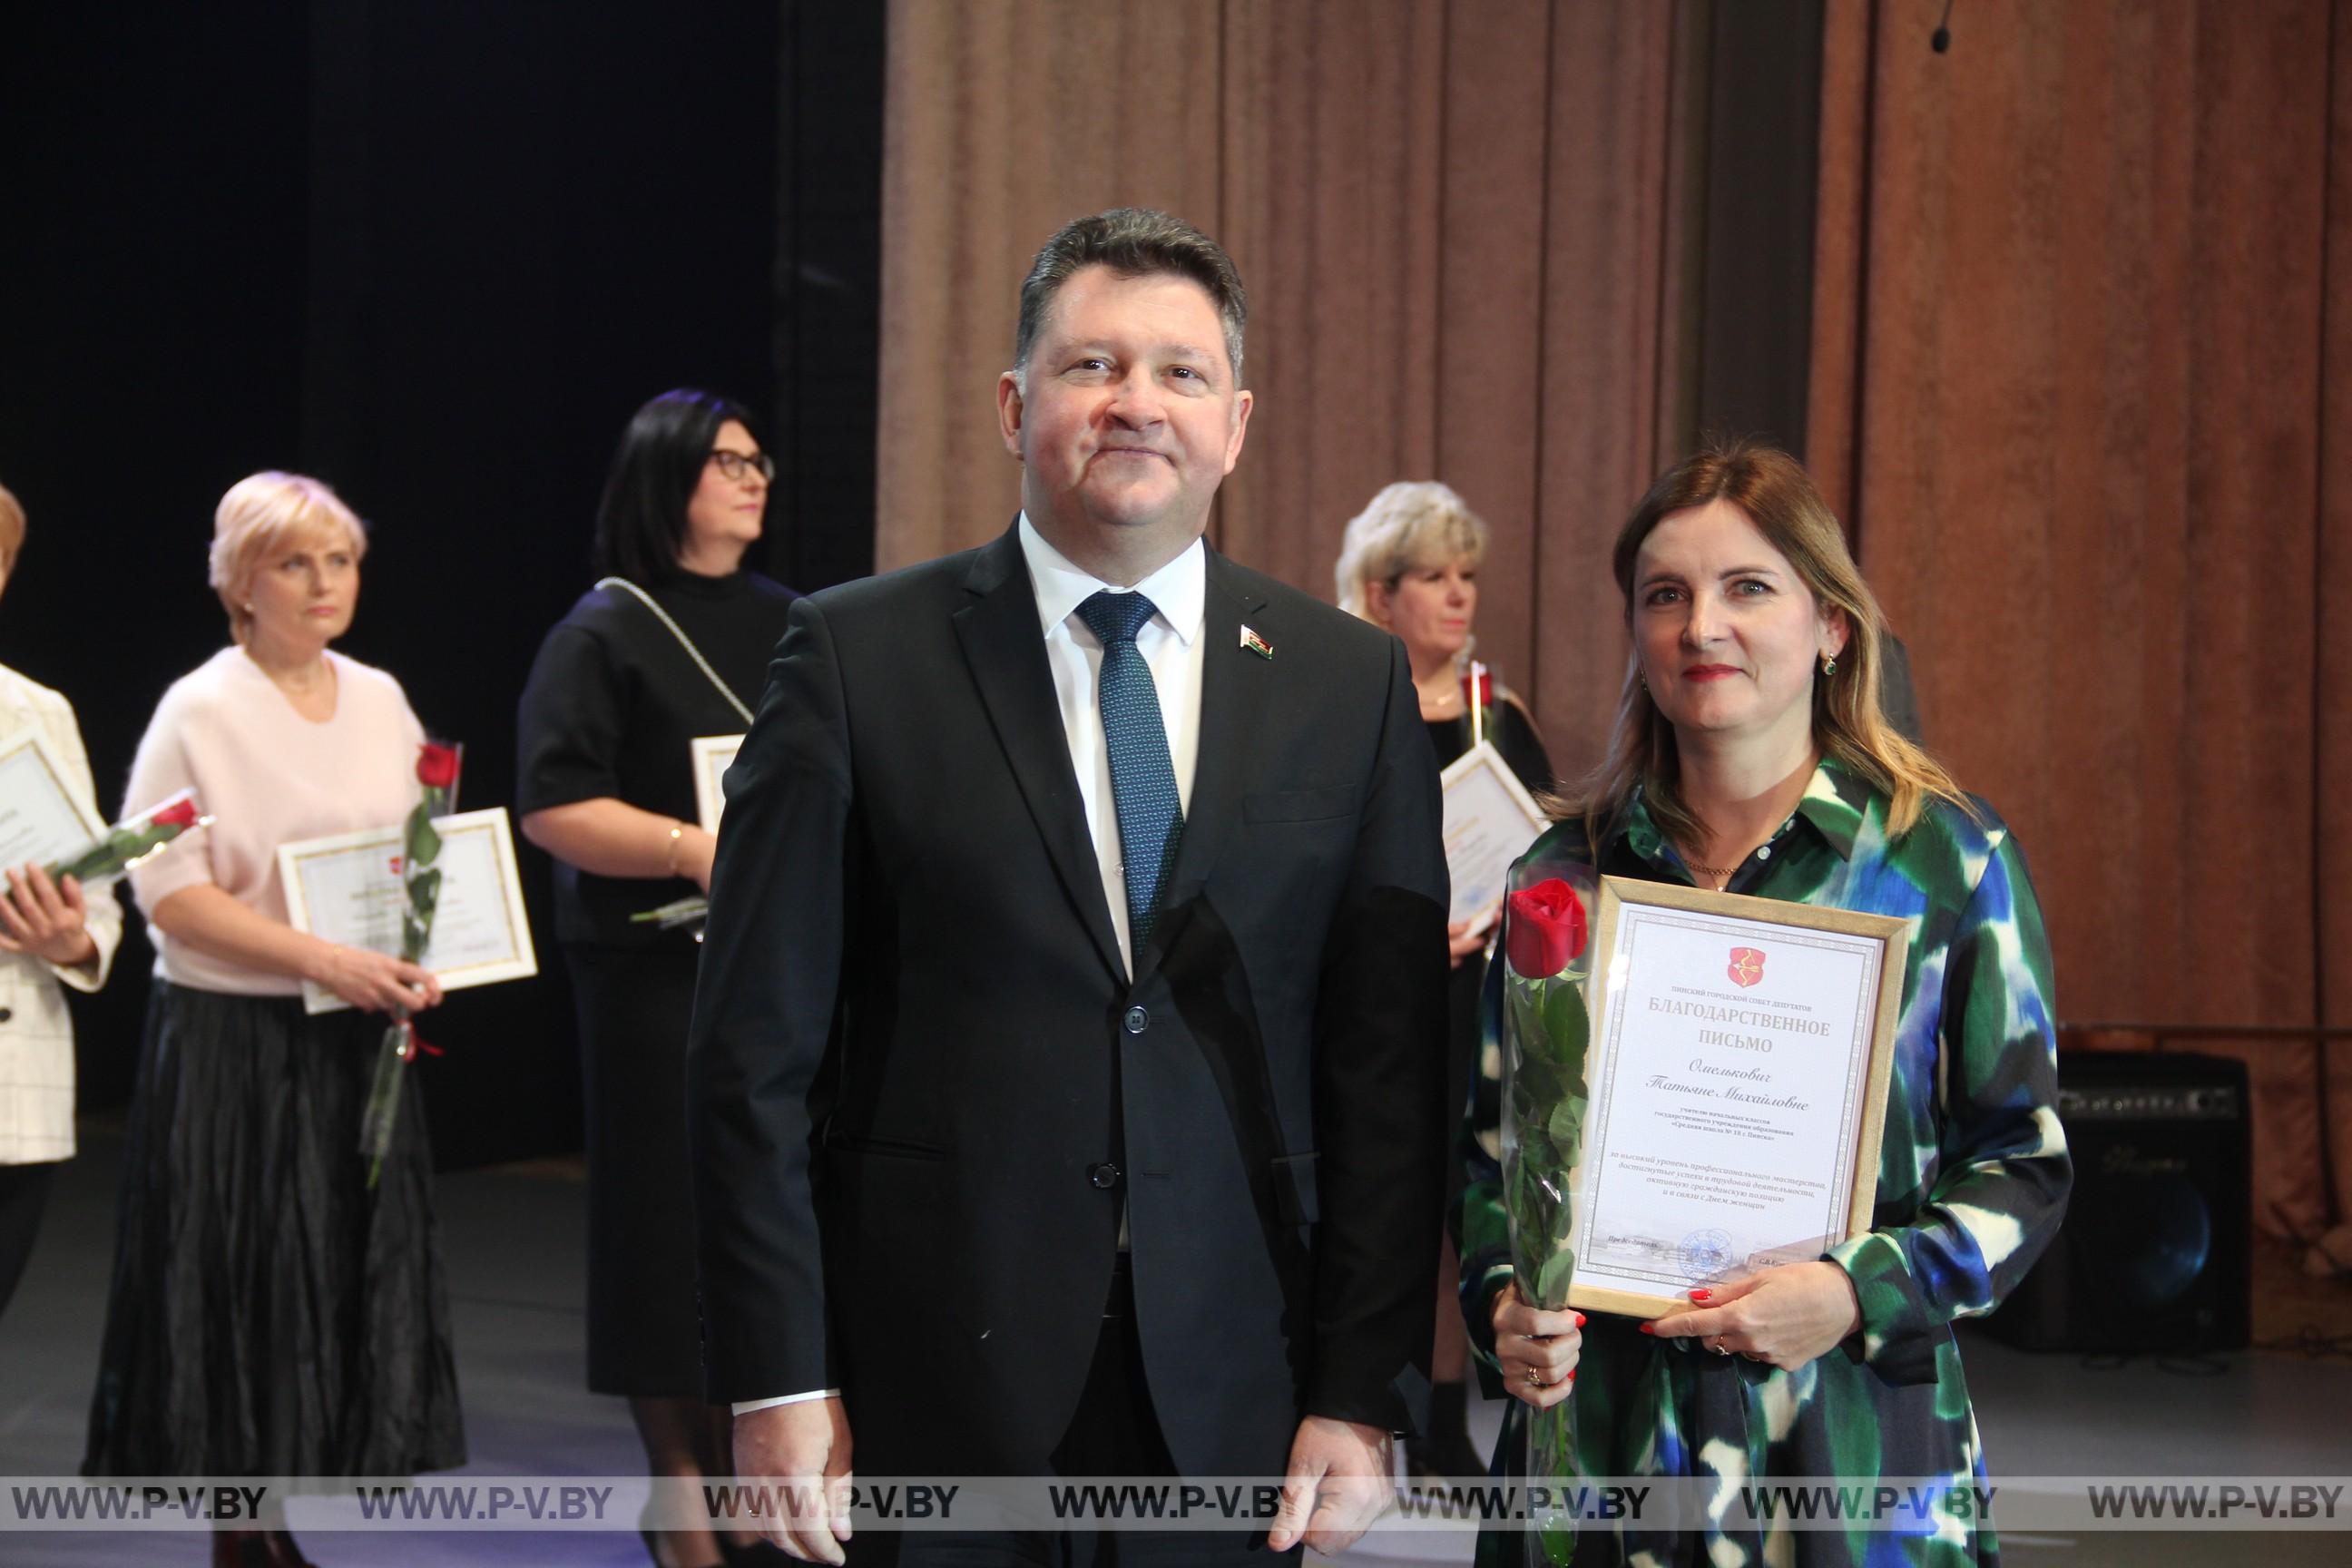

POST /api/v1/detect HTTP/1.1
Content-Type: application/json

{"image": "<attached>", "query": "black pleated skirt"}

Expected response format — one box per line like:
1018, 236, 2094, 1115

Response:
567, 944, 705, 1397
82, 983, 466, 1477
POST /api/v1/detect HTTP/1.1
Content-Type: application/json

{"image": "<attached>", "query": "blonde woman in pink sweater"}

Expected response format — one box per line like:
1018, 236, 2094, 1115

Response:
83, 474, 465, 1566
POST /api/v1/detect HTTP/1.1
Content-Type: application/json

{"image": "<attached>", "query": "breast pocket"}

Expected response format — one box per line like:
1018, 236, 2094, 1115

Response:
825, 1131, 948, 1163
1241, 785, 1362, 825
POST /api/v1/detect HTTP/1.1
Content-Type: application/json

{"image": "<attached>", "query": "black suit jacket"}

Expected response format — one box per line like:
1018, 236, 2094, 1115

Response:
687, 524, 1449, 1477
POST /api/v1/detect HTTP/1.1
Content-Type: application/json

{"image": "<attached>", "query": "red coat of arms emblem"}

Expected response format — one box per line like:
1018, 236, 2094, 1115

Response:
1728, 947, 1766, 988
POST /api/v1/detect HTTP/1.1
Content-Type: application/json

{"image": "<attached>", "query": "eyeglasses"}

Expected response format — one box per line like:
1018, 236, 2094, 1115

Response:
708, 448, 776, 483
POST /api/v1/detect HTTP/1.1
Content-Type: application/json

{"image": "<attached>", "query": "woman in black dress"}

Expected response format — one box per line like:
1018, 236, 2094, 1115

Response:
517, 391, 798, 1568
1336, 480, 1554, 1479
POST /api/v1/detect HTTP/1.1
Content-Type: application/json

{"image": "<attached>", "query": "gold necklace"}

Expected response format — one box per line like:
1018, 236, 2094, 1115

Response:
1681, 848, 1742, 885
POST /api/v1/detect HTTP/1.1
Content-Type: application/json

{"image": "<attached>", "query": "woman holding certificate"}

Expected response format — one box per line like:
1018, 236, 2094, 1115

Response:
0, 483, 122, 1325
83, 474, 464, 1556
1338, 480, 1553, 1479
1456, 438, 2070, 1566
516, 389, 797, 1568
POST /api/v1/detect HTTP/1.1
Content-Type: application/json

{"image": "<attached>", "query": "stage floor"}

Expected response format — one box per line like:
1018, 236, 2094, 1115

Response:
3, 1123, 2346, 1565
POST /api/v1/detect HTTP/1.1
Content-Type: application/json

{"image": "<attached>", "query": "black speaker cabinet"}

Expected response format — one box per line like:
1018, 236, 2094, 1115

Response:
1983, 1050, 2250, 1353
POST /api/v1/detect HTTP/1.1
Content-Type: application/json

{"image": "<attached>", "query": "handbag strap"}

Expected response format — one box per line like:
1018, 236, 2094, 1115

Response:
594, 576, 756, 727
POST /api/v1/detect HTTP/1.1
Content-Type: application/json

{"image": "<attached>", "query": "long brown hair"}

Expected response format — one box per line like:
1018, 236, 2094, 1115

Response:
1573, 436, 1975, 847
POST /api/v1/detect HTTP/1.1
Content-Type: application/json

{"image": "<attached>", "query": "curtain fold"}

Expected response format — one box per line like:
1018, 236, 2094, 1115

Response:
875, 0, 1228, 570
1809, 0, 2345, 1237
877, 0, 1697, 773
2319, 0, 2352, 1237
874, 0, 2352, 1233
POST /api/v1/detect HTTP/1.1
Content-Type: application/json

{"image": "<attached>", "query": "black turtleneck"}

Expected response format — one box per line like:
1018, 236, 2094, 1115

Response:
516, 566, 799, 946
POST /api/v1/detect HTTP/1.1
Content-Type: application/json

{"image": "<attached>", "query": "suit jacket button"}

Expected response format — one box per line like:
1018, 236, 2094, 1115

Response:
1123, 1005, 1149, 1034
0, 1007, 12, 1024
1088, 1162, 1122, 1190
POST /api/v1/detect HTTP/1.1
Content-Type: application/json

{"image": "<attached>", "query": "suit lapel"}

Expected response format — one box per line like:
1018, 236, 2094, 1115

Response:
952, 528, 1127, 983
1142, 550, 1270, 981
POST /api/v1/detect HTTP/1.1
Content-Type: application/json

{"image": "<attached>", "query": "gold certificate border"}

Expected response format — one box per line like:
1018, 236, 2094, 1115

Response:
279, 808, 539, 1014
1569, 875, 1910, 1321
0, 724, 109, 848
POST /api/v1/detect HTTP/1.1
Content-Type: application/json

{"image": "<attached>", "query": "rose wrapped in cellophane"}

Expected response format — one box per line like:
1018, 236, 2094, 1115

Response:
1498, 859, 1595, 1567
359, 740, 460, 1189
45, 790, 209, 885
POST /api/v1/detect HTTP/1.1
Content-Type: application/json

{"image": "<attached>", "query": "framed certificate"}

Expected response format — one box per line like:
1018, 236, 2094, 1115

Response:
279, 807, 540, 1014
1569, 876, 1909, 1317
691, 734, 746, 833
0, 725, 107, 871
1438, 741, 1549, 929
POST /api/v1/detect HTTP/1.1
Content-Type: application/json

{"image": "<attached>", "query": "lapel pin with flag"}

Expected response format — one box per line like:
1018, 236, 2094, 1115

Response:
1240, 625, 1273, 661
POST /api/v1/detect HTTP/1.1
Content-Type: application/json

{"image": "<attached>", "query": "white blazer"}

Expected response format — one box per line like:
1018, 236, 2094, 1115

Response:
0, 664, 122, 1163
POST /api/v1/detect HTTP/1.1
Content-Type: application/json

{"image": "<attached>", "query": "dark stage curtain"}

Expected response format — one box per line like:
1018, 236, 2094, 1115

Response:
0, 2, 882, 1167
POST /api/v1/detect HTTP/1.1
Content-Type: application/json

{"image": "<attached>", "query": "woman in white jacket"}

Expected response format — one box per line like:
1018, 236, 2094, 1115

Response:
0, 482, 121, 1321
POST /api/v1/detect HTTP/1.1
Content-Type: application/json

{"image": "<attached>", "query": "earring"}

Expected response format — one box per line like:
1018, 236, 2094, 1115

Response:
1820, 653, 1838, 678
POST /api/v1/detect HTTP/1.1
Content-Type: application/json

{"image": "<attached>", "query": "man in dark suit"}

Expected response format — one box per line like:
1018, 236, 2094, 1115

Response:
688, 208, 1449, 1563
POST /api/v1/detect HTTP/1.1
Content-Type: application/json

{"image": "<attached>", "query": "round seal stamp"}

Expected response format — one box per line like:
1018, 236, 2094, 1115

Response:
1679, 1228, 1733, 1282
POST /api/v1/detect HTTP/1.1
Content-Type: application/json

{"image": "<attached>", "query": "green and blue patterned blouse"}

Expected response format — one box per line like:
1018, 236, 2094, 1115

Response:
1456, 757, 2073, 1566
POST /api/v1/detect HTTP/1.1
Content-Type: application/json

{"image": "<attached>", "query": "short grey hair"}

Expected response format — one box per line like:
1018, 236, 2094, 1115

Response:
1333, 481, 1491, 620
1013, 207, 1248, 387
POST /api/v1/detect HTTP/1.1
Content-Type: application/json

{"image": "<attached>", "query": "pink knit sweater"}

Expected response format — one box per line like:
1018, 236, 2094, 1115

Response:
125, 646, 426, 996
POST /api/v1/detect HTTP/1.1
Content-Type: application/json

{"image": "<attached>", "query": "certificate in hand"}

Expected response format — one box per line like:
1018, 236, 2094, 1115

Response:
1569, 876, 1908, 1317
1438, 741, 1549, 929
279, 807, 539, 1014
691, 734, 745, 833
0, 726, 107, 873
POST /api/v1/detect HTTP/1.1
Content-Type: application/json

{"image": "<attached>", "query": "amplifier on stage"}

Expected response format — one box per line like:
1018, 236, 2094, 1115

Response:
1984, 1050, 2251, 1354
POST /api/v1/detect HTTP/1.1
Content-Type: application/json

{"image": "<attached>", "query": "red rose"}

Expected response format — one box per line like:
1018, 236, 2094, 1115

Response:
151, 797, 201, 831
416, 742, 461, 790
1465, 669, 1494, 709
1504, 877, 1587, 977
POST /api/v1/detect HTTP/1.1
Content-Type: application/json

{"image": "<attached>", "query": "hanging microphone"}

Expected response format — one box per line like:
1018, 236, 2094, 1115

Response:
1932, 0, 1955, 52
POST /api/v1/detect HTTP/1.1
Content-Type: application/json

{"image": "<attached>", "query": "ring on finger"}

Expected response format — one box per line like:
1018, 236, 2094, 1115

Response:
1524, 1367, 1544, 1388
1708, 1338, 1732, 1356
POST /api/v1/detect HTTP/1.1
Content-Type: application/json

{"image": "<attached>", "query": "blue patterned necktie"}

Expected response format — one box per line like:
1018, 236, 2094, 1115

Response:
1075, 590, 1185, 956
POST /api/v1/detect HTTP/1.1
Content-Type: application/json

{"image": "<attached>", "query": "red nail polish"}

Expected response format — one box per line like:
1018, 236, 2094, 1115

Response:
1690, 1288, 1712, 1301
1573, 1313, 1587, 1328
1639, 1321, 1654, 1335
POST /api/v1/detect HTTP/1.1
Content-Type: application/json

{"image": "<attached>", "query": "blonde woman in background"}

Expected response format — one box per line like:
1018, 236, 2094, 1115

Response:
83, 474, 464, 1568
1336, 480, 1554, 1479
0, 482, 122, 1324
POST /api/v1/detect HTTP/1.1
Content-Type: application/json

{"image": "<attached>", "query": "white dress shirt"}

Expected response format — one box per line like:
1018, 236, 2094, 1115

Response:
1016, 513, 1206, 977
733, 515, 1210, 1417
